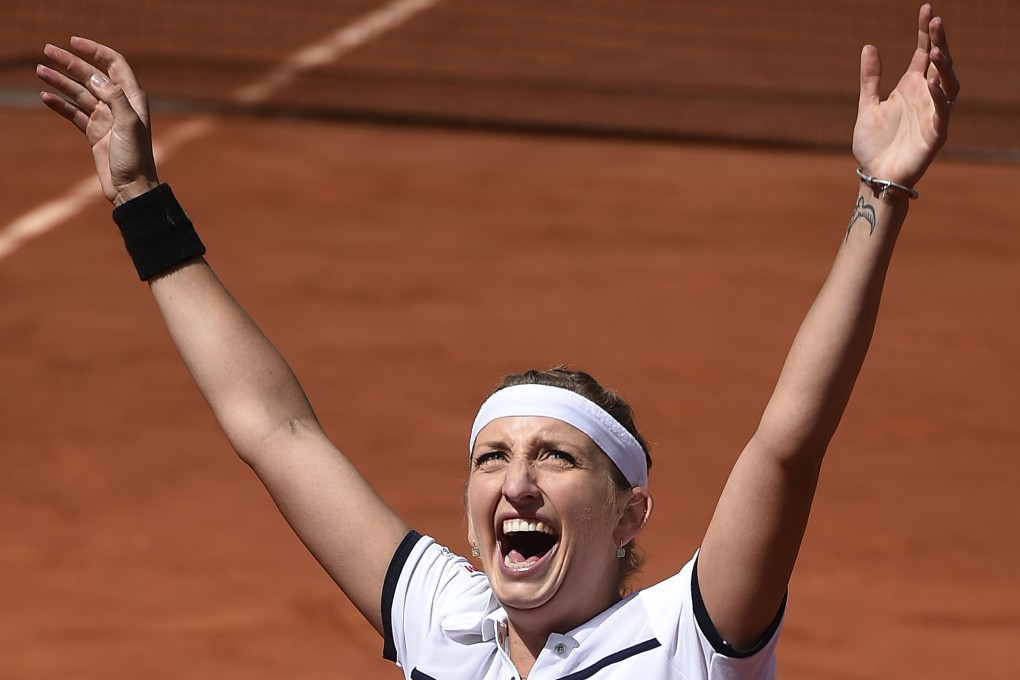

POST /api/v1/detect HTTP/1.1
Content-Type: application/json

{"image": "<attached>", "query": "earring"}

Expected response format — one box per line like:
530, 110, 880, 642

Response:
471, 544, 480, 557
616, 543, 626, 559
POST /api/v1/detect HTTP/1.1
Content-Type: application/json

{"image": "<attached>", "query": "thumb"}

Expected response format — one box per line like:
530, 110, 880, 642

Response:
88, 73, 141, 126
859, 44, 882, 113
86, 71, 159, 203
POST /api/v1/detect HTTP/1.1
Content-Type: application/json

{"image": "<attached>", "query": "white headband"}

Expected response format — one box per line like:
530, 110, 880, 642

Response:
468, 384, 648, 488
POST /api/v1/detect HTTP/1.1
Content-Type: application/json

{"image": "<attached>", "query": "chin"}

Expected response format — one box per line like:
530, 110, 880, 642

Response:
490, 561, 615, 630
489, 560, 562, 612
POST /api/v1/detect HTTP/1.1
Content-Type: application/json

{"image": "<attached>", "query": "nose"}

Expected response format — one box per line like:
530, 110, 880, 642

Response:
501, 454, 540, 503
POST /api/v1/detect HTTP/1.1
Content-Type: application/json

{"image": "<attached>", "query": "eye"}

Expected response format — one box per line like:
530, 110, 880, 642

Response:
473, 450, 508, 468
545, 449, 578, 466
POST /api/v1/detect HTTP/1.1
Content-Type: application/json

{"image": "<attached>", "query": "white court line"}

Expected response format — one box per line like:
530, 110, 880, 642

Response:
235, 0, 442, 105
0, 116, 214, 261
0, 0, 442, 263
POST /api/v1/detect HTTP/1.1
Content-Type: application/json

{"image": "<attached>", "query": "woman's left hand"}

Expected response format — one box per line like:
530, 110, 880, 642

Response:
853, 3, 960, 188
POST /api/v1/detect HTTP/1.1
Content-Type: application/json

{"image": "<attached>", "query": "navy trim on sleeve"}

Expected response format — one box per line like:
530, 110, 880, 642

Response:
382, 530, 423, 662
691, 556, 787, 659
557, 638, 662, 680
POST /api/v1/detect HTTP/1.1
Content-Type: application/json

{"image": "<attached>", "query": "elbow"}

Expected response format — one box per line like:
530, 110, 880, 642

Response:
220, 409, 319, 467
749, 426, 830, 472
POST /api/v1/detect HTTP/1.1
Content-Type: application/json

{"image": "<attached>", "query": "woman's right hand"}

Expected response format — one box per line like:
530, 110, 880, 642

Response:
38, 37, 160, 206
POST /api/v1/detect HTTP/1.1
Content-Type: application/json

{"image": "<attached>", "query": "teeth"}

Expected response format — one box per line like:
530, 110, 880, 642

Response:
504, 553, 539, 570
502, 519, 555, 535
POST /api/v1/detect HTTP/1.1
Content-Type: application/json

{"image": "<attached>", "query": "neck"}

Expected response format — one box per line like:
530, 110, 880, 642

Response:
504, 589, 623, 674
506, 623, 546, 679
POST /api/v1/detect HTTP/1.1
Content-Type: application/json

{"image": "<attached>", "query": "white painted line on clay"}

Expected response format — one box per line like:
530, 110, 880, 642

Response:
0, 0, 441, 262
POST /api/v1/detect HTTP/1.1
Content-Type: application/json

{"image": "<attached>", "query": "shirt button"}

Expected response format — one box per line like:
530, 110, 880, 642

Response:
554, 642, 566, 655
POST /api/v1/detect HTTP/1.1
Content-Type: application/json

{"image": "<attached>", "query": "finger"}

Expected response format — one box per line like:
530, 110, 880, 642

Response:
928, 14, 960, 99
929, 14, 953, 67
931, 46, 960, 101
68, 37, 141, 86
928, 71, 952, 135
39, 91, 91, 133
42, 42, 104, 87
909, 3, 935, 74
36, 62, 100, 115
858, 45, 882, 112
67, 37, 150, 125
86, 72, 141, 128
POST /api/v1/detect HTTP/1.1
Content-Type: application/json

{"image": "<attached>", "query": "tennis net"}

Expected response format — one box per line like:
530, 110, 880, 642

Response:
4, 0, 1016, 161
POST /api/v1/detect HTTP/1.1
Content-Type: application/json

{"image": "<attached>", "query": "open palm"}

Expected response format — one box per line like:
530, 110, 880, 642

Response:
38, 37, 159, 205
853, 4, 958, 189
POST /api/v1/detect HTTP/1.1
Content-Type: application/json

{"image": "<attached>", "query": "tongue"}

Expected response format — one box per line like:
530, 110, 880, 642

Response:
507, 549, 531, 564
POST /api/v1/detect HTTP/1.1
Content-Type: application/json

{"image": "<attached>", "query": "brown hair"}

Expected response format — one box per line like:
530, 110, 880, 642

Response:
488, 366, 652, 594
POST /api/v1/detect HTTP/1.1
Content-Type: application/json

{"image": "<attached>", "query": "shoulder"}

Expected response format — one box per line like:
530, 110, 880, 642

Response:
385, 532, 490, 600
633, 553, 783, 678
383, 531, 496, 665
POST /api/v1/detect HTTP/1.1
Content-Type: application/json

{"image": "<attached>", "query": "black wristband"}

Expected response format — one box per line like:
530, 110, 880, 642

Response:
112, 184, 206, 281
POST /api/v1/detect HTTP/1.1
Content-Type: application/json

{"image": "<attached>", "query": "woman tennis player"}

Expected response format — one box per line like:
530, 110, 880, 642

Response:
38, 4, 958, 678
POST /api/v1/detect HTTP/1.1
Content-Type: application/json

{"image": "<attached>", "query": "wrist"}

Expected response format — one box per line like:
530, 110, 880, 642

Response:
855, 168, 918, 201
851, 180, 910, 236
112, 184, 205, 280
114, 178, 161, 207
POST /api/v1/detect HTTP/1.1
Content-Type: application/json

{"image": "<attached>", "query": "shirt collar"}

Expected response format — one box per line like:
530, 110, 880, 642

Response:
479, 608, 583, 655
481, 608, 509, 647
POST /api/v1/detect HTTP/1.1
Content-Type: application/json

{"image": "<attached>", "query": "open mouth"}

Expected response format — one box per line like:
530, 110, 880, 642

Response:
498, 519, 559, 572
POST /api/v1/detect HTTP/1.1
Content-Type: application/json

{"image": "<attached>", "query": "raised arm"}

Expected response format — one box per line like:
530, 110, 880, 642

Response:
38, 38, 409, 634
696, 4, 959, 648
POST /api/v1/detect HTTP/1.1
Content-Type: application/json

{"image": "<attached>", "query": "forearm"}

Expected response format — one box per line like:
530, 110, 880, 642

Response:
148, 257, 318, 460
698, 6, 957, 649
754, 183, 910, 461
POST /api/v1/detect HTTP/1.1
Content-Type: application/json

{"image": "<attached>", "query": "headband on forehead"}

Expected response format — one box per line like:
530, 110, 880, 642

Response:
468, 384, 649, 488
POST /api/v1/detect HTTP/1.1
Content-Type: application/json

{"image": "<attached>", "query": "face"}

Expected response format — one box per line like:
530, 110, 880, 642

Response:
466, 416, 650, 630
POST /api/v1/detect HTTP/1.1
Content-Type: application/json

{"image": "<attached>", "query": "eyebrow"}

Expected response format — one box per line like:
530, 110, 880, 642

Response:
471, 436, 590, 456
471, 439, 506, 452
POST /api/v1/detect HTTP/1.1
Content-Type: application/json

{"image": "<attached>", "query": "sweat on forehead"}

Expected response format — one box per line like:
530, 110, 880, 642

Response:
469, 384, 649, 488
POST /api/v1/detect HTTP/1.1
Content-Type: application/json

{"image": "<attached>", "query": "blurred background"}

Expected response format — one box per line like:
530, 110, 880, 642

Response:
2, 2, 1017, 679
3, 0, 1017, 159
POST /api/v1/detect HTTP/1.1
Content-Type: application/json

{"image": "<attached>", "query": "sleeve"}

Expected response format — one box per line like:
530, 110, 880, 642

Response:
690, 557, 786, 662
645, 555, 785, 680
380, 531, 494, 669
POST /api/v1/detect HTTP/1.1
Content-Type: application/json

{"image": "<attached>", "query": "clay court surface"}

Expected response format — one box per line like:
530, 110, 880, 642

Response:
3, 6, 1020, 678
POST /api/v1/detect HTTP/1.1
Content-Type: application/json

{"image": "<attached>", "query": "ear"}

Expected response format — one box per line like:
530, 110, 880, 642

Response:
466, 515, 477, 548
614, 487, 653, 546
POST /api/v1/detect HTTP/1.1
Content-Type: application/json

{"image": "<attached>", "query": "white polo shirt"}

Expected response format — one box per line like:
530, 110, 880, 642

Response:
382, 532, 783, 679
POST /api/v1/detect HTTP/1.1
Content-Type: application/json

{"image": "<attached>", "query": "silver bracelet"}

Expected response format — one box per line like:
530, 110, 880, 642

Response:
856, 167, 919, 200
